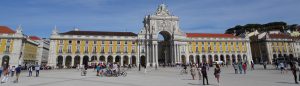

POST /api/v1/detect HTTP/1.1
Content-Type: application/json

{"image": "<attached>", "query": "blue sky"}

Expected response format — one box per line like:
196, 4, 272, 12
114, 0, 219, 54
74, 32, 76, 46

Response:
0, 0, 299, 38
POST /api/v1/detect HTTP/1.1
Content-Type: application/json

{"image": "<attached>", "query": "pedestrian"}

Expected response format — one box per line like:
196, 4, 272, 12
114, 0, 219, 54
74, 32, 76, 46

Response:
96, 64, 100, 76
238, 62, 243, 74
263, 61, 267, 69
190, 64, 196, 80
251, 61, 255, 70
290, 62, 298, 84
242, 62, 247, 74
11, 66, 15, 77
201, 64, 209, 85
1, 62, 9, 83
233, 63, 238, 74
14, 65, 21, 83
197, 64, 202, 80
214, 64, 221, 86
35, 64, 40, 77
28, 66, 33, 77
0, 66, 3, 78
280, 62, 284, 74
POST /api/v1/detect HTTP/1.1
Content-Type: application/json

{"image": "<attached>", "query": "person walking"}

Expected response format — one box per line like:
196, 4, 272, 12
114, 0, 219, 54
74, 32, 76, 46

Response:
96, 64, 100, 76
14, 65, 21, 83
201, 64, 209, 85
233, 63, 238, 74
280, 62, 285, 74
11, 66, 15, 77
1, 62, 9, 83
290, 62, 298, 84
28, 66, 33, 77
251, 61, 255, 70
214, 64, 221, 86
35, 64, 40, 77
190, 64, 196, 80
263, 61, 267, 69
197, 65, 202, 80
238, 62, 243, 74
242, 62, 247, 74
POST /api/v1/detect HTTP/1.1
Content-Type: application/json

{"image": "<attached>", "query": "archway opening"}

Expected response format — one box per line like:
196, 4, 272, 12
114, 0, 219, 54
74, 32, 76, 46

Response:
202, 55, 206, 63
226, 55, 230, 64
220, 55, 224, 62
181, 55, 186, 64
74, 56, 80, 67
57, 56, 63, 68
140, 55, 146, 67
107, 56, 113, 63
189, 55, 194, 64
65, 56, 72, 68
243, 55, 247, 62
123, 56, 129, 65
83, 56, 89, 66
115, 56, 121, 64
196, 55, 200, 64
91, 56, 97, 62
99, 56, 105, 62
131, 56, 136, 66
208, 55, 213, 66
1, 55, 10, 67
158, 31, 172, 65
232, 55, 236, 64
214, 55, 218, 61
237, 55, 242, 62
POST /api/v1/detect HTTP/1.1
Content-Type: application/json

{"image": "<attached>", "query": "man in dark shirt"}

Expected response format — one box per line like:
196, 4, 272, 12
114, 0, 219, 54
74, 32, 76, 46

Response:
290, 62, 298, 84
201, 64, 209, 85
14, 65, 22, 83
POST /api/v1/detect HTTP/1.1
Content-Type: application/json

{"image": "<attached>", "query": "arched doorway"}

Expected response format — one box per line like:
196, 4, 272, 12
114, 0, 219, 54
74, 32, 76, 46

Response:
202, 55, 206, 63
208, 55, 213, 65
181, 55, 186, 64
74, 56, 80, 67
123, 56, 129, 65
83, 56, 89, 66
158, 31, 172, 65
238, 54, 242, 62
189, 55, 194, 64
107, 55, 113, 63
65, 56, 72, 68
220, 55, 224, 62
232, 55, 236, 64
196, 55, 200, 64
140, 55, 146, 67
1, 55, 10, 67
57, 56, 63, 68
214, 55, 218, 61
289, 54, 294, 61
131, 56, 136, 66
226, 55, 230, 64
91, 56, 97, 62
115, 56, 121, 63
99, 56, 105, 62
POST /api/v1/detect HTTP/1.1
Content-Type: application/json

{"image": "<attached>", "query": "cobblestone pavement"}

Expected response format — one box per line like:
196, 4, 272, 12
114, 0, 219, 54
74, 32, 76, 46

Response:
0, 65, 299, 86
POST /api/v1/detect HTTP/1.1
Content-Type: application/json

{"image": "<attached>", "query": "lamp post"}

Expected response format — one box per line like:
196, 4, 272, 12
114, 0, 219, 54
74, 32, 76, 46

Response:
138, 39, 141, 71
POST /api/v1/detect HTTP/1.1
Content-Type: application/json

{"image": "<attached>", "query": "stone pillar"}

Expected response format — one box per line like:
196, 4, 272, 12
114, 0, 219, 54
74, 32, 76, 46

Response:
155, 44, 159, 67
121, 55, 124, 66
152, 44, 155, 66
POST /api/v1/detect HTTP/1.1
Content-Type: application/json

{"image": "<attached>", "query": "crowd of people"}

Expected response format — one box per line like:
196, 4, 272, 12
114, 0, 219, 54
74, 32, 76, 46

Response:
186, 62, 221, 85
0, 62, 41, 84
77, 62, 127, 77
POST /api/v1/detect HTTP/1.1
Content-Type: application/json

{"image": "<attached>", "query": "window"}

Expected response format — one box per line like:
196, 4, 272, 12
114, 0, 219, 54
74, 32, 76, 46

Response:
196, 47, 198, 52
117, 41, 120, 44
132, 46, 135, 53
125, 41, 127, 44
59, 40, 63, 44
67, 45, 72, 53
93, 46, 96, 53
77, 41, 80, 44
69, 40, 72, 44
117, 46, 120, 53
94, 41, 97, 44
110, 41, 113, 44
142, 47, 145, 53
101, 46, 104, 53
102, 41, 105, 44
109, 46, 113, 53
76, 46, 80, 53
85, 41, 88, 44
132, 41, 135, 44
59, 46, 63, 53
84, 46, 88, 53
125, 46, 128, 53
202, 42, 204, 45
5, 45, 10, 52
